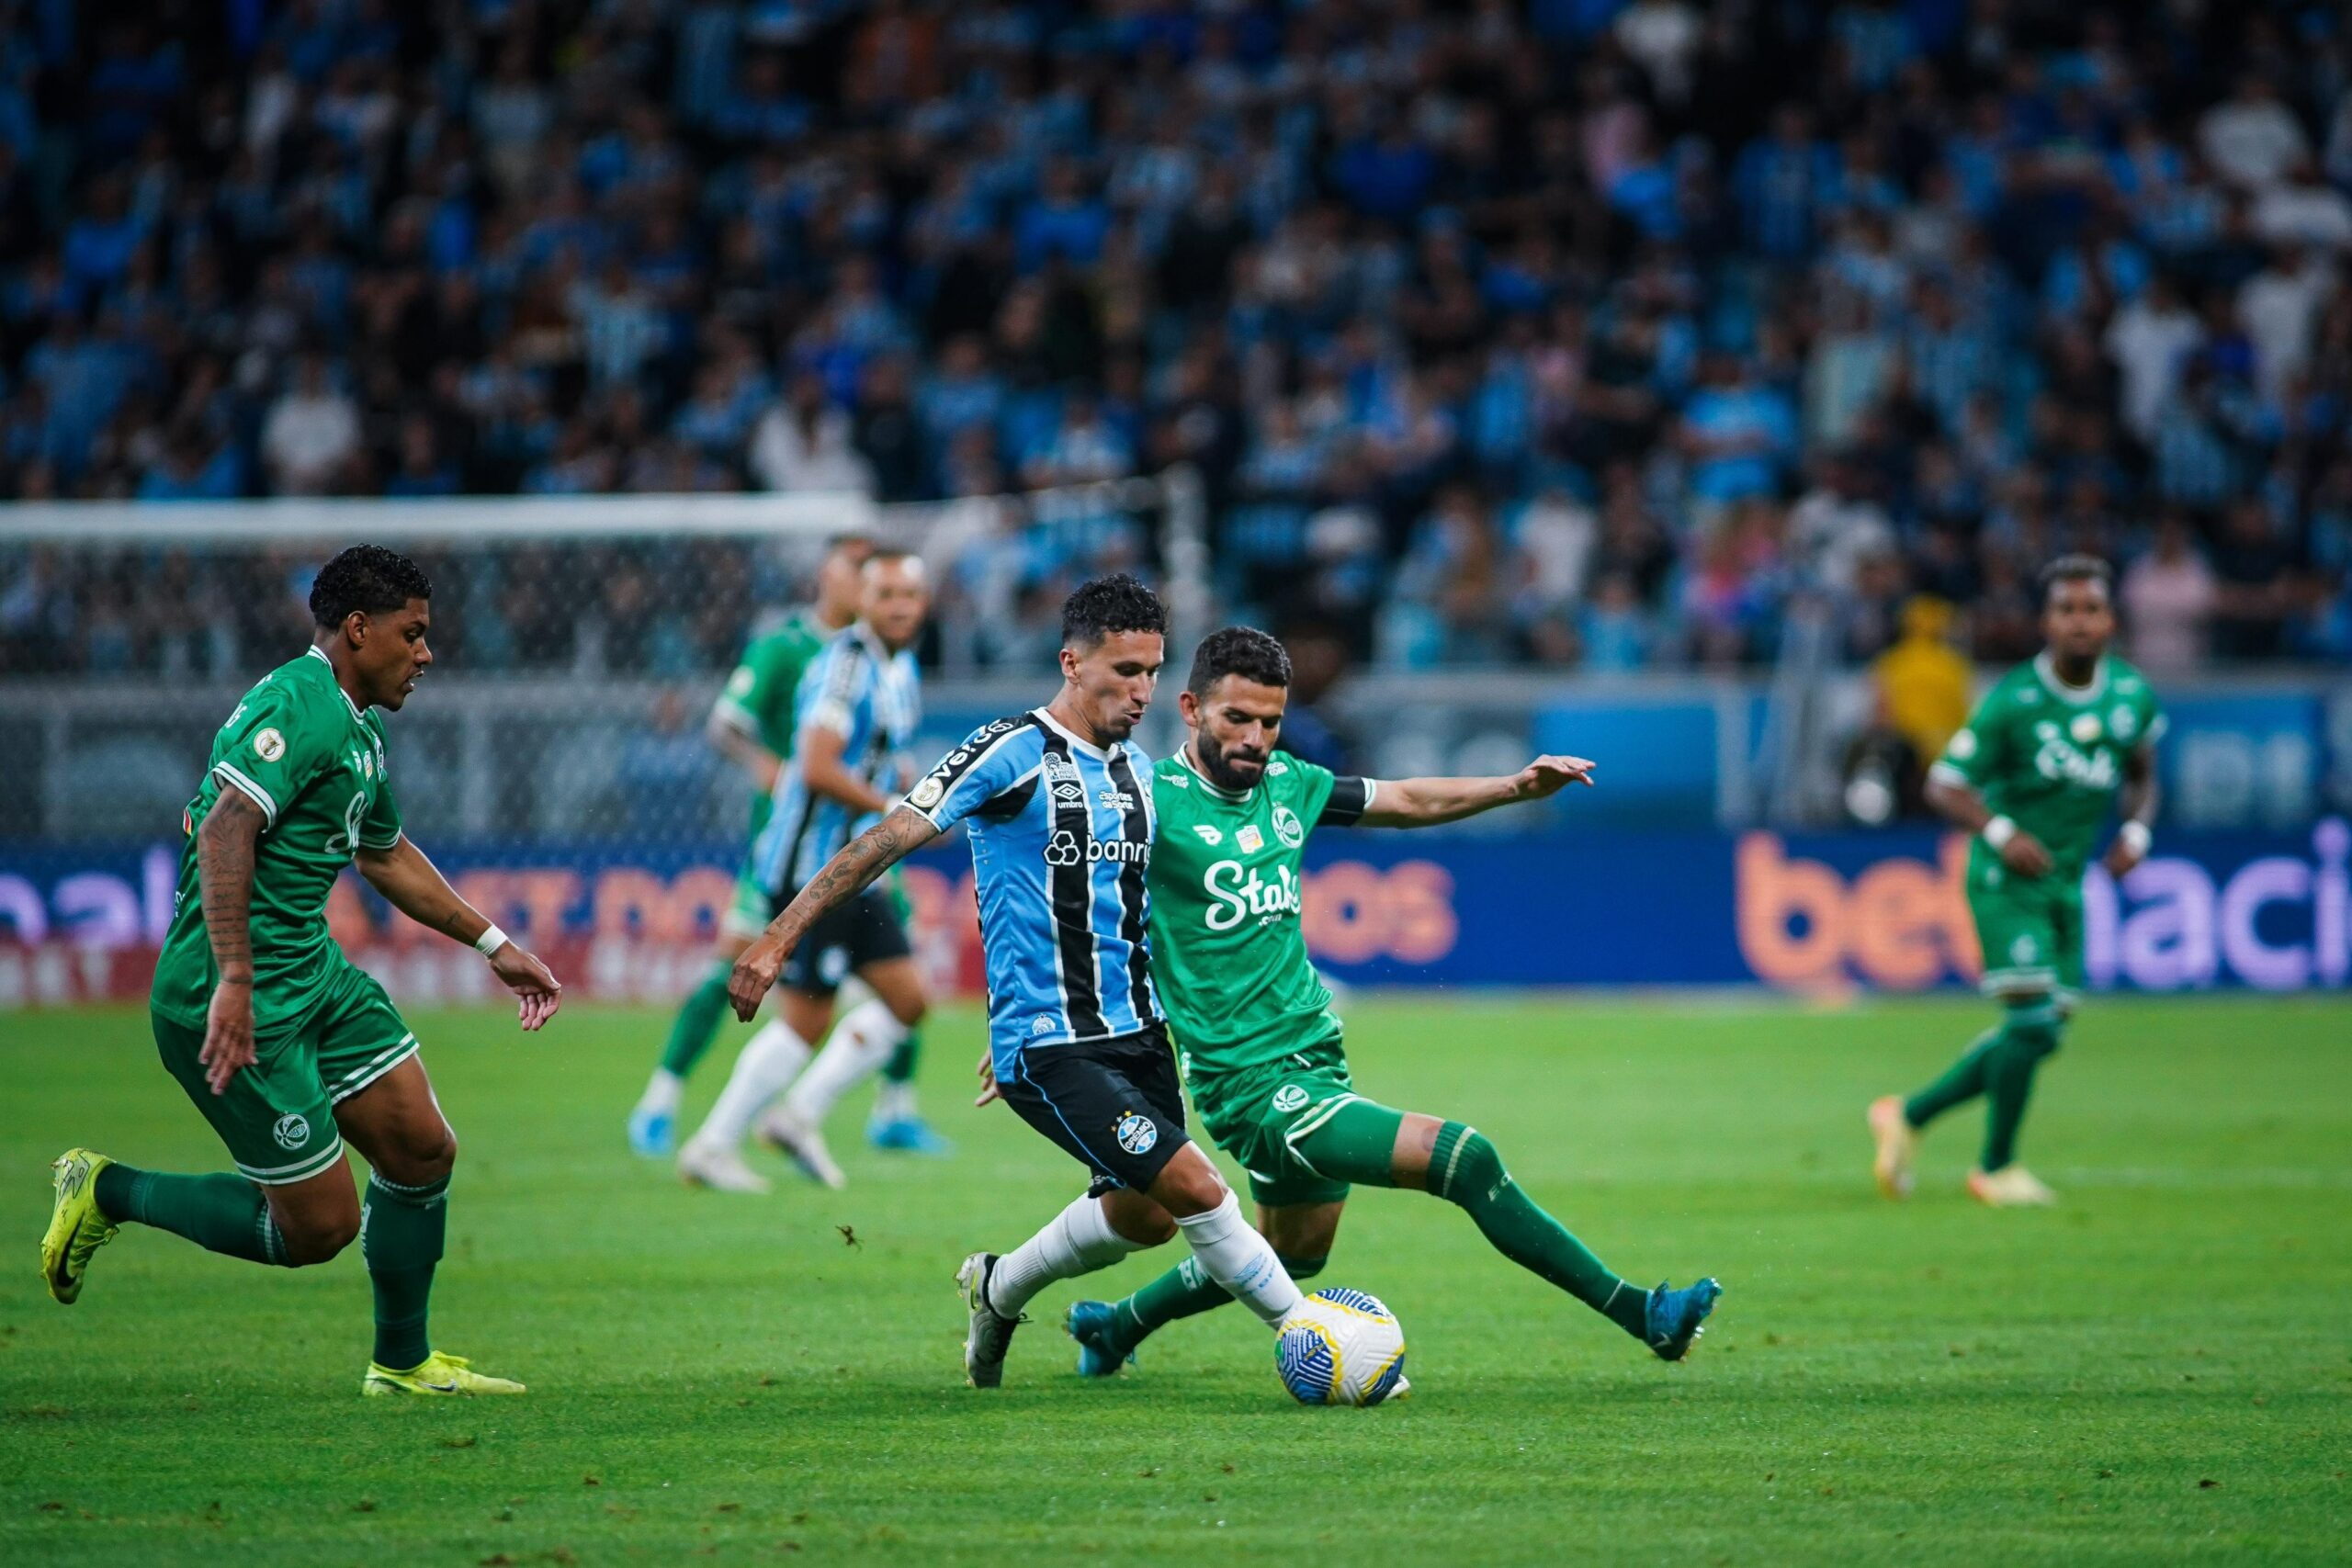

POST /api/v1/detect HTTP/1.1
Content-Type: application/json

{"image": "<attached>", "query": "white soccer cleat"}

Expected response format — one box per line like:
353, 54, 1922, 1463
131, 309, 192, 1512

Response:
677, 1137, 771, 1194
1967, 1165, 2057, 1207
1868, 1095, 1917, 1201
759, 1109, 846, 1190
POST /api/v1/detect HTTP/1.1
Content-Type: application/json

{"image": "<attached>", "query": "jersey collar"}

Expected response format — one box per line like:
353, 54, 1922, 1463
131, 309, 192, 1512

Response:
850, 619, 892, 662
1032, 705, 1123, 762
1174, 744, 1251, 804
2033, 649, 2109, 704
305, 644, 367, 721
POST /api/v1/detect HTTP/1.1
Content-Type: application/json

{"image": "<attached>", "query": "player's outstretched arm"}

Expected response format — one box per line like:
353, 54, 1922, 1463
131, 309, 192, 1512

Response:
729, 806, 940, 1021
1355, 754, 1596, 829
355, 837, 562, 1031
1925, 768, 2052, 878
196, 790, 266, 1094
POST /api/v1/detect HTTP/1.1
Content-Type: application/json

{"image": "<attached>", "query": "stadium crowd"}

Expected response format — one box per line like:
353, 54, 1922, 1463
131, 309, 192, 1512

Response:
2, 0, 2351, 678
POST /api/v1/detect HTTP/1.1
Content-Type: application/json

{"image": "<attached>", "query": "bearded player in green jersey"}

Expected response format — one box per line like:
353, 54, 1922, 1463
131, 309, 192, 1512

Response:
1064, 627, 1723, 1375
40, 547, 563, 1396
1871, 556, 2163, 1208
627, 534, 947, 1160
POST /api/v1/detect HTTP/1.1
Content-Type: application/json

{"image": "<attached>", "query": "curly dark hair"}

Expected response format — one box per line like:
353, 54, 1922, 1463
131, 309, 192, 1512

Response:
2039, 553, 2113, 604
1060, 573, 1167, 650
1186, 625, 1291, 696
310, 545, 433, 629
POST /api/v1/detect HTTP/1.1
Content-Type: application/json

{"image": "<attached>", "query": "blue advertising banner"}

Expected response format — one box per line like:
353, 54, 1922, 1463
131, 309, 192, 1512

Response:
3, 821, 2346, 1003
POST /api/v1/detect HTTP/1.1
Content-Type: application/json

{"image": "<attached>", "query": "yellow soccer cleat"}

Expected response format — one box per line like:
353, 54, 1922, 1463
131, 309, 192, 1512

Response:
1868, 1096, 1917, 1200
41, 1148, 119, 1305
1967, 1165, 2058, 1207
361, 1351, 527, 1397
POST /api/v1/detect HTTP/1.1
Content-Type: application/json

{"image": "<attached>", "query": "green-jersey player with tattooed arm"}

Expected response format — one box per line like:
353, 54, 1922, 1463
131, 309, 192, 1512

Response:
1871, 556, 2163, 1206
41, 547, 562, 1395
1063, 626, 1722, 1373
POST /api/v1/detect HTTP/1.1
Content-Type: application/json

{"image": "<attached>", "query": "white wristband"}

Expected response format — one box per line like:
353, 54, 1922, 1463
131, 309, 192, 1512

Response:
2118, 820, 2152, 857
1982, 816, 2018, 851
473, 923, 510, 957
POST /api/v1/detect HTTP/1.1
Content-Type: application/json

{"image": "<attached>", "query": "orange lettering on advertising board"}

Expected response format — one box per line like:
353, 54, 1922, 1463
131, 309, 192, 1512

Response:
1736, 831, 1980, 991
1735, 832, 1850, 988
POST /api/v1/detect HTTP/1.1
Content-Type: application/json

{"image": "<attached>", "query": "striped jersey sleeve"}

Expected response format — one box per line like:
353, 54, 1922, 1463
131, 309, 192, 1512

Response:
904, 717, 1043, 831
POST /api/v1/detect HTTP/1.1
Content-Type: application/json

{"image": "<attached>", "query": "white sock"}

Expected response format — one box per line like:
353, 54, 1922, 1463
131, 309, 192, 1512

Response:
637, 1067, 684, 1118
780, 999, 907, 1128
986, 1193, 1143, 1318
1174, 1191, 1302, 1326
872, 1078, 918, 1124
691, 1018, 810, 1149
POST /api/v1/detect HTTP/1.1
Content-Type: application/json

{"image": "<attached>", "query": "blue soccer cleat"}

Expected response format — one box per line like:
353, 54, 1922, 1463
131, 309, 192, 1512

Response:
627, 1106, 675, 1159
867, 1116, 955, 1156
1065, 1300, 1134, 1377
1645, 1277, 1723, 1361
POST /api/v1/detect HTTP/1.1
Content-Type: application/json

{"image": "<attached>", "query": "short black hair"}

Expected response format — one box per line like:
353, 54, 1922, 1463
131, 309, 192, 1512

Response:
1187, 625, 1291, 697
1060, 573, 1167, 649
2039, 553, 2113, 605
310, 545, 432, 629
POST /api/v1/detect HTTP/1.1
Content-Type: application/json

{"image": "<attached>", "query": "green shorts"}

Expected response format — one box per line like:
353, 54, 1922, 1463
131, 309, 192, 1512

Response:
1190, 1038, 1363, 1209
1969, 862, 2085, 1001
150, 963, 419, 1187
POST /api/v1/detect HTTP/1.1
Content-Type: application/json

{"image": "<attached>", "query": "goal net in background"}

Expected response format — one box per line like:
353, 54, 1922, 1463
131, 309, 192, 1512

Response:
0, 475, 1205, 1007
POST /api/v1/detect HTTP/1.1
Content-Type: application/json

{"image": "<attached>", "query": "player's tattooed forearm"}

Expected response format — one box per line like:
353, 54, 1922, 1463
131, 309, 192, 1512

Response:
198, 790, 265, 981
773, 812, 929, 943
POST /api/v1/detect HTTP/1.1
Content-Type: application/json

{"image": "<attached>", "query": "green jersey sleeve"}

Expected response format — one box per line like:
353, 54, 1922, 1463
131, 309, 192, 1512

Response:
1929, 678, 2016, 791
359, 751, 404, 850
713, 619, 824, 758
209, 684, 338, 831
1266, 756, 1373, 833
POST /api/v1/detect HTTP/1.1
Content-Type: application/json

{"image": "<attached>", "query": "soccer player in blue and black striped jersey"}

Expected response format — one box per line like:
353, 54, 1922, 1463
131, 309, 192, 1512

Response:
730, 576, 1308, 1388
683, 551, 932, 1194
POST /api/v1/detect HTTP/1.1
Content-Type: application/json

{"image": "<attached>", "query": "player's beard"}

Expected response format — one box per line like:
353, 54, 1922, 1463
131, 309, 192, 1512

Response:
1195, 731, 1263, 793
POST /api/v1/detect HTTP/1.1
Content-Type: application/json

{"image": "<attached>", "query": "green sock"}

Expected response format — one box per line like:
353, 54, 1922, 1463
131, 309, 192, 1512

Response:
1428, 1120, 1649, 1340
658, 963, 734, 1078
1903, 1025, 2003, 1128
361, 1171, 448, 1371
1113, 1252, 1326, 1348
93, 1163, 290, 1265
1981, 1004, 2063, 1171
880, 1026, 922, 1085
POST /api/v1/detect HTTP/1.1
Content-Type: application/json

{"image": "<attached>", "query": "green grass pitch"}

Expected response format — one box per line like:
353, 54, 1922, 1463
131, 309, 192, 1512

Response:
0, 994, 2346, 1565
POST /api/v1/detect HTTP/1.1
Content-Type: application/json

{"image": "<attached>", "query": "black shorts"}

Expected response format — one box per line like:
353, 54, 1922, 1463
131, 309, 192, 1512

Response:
997, 1024, 1190, 1194
772, 885, 912, 996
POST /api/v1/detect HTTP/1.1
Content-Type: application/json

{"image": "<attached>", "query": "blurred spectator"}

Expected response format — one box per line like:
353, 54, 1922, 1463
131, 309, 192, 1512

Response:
260, 354, 360, 495
2121, 513, 2220, 675
751, 373, 875, 496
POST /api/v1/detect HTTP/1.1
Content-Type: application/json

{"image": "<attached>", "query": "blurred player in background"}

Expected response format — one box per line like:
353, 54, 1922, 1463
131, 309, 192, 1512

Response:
1871, 557, 2164, 1206
1069, 627, 1720, 1374
729, 577, 1314, 1390
678, 551, 933, 1192
41, 546, 562, 1396
628, 534, 945, 1159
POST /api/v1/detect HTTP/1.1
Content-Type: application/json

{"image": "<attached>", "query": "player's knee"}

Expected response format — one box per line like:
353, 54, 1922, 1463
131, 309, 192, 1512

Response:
279, 1211, 359, 1266
1277, 1253, 1327, 1282
1428, 1123, 1506, 1207
886, 992, 926, 1029
378, 1122, 458, 1186
1152, 1154, 1231, 1219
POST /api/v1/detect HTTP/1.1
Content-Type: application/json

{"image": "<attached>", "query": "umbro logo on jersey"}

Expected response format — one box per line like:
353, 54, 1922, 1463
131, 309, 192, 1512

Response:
1053, 781, 1084, 803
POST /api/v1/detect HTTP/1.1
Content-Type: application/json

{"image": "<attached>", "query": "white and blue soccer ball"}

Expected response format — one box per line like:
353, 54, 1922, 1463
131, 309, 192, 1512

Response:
1275, 1287, 1408, 1406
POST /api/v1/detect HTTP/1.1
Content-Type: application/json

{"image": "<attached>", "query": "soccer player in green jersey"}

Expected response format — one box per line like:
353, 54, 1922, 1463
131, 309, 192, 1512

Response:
1064, 627, 1723, 1374
628, 534, 947, 1160
40, 547, 563, 1396
1871, 556, 2163, 1207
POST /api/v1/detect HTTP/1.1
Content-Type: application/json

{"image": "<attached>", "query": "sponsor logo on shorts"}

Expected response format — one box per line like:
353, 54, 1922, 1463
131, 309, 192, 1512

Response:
1193, 824, 1224, 846
1272, 1084, 1308, 1113
1272, 805, 1304, 849
254, 728, 286, 762
1115, 1111, 1159, 1155
1237, 824, 1264, 854
272, 1113, 311, 1150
